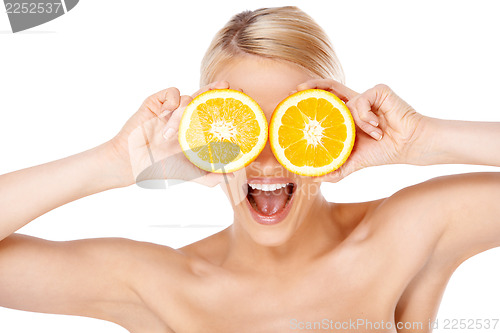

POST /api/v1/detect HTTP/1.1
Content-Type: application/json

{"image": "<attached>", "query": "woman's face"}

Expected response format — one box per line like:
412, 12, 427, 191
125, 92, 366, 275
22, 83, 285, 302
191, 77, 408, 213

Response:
214, 55, 327, 247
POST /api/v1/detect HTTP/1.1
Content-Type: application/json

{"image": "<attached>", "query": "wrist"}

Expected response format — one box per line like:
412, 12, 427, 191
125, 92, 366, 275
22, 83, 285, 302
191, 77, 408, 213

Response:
96, 140, 135, 188
407, 117, 481, 166
417, 118, 500, 167
402, 116, 440, 166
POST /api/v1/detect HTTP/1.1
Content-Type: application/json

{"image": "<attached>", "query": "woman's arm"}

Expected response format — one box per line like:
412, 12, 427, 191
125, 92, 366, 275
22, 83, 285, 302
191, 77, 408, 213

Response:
0, 82, 233, 242
0, 87, 183, 327
0, 84, 231, 328
415, 118, 500, 167
0, 143, 126, 242
296, 80, 500, 266
410, 118, 500, 265
295, 80, 500, 179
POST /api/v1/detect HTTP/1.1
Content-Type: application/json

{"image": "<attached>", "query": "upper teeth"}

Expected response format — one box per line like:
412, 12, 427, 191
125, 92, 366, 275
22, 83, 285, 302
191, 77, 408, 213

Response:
248, 183, 288, 191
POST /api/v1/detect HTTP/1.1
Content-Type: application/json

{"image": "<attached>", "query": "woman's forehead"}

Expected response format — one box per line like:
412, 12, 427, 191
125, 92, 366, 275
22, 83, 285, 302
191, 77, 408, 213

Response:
213, 56, 314, 112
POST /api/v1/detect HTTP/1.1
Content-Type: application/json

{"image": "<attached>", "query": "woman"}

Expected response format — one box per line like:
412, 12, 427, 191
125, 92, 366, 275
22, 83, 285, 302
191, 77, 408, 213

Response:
1, 6, 499, 333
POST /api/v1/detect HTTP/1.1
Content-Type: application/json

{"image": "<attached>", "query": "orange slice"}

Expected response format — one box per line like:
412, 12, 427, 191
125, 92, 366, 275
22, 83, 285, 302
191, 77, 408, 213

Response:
269, 89, 355, 176
178, 89, 268, 173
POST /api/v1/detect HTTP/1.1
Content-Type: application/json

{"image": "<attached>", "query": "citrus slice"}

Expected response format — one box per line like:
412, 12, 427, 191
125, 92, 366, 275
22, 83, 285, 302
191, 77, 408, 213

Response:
269, 89, 355, 176
178, 89, 268, 173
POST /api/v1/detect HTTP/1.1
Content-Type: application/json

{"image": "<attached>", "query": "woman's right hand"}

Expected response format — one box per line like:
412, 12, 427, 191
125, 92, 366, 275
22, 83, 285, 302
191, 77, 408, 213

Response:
109, 81, 233, 187
294, 79, 426, 183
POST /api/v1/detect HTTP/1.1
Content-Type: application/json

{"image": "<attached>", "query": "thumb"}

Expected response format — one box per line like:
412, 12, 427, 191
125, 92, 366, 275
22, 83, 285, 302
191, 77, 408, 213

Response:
162, 95, 192, 140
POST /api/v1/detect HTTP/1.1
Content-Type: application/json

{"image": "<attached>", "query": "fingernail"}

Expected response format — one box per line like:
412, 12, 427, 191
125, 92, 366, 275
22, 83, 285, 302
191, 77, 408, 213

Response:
370, 131, 382, 141
163, 127, 175, 140
369, 120, 378, 127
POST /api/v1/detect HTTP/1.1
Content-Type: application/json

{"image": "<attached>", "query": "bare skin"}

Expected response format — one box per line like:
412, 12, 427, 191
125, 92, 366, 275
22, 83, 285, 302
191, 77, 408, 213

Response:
1, 55, 500, 333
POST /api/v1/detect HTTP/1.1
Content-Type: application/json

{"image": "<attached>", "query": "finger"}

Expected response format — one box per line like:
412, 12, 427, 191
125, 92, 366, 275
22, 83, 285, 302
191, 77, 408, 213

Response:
142, 87, 176, 118
159, 87, 181, 118
192, 80, 230, 98
296, 79, 358, 102
347, 94, 383, 141
162, 95, 192, 140
351, 84, 395, 114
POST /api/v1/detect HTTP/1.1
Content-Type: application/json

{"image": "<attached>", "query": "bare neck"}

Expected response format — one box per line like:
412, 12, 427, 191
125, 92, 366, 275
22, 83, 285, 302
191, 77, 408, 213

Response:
223, 196, 345, 273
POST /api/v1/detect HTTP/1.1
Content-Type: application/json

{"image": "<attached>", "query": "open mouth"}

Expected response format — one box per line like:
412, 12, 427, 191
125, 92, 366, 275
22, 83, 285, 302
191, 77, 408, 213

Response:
245, 180, 296, 225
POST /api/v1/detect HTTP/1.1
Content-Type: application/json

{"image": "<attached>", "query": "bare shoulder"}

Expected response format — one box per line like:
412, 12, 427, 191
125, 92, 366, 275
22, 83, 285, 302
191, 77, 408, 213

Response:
63, 236, 191, 277
329, 178, 450, 270
0, 234, 189, 333
365, 173, 500, 327
377, 172, 497, 209
96, 236, 189, 264
366, 173, 468, 231
369, 172, 499, 246
177, 227, 231, 266
98, 237, 195, 285
341, 175, 472, 283
90, 237, 198, 332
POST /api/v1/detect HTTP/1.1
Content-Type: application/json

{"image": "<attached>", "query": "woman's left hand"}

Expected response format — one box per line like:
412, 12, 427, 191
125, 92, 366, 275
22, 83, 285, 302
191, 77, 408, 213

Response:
294, 79, 426, 182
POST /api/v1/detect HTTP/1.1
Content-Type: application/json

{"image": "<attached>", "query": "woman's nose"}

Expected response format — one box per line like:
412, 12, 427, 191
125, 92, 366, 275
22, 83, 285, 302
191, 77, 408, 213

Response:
247, 141, 284, 176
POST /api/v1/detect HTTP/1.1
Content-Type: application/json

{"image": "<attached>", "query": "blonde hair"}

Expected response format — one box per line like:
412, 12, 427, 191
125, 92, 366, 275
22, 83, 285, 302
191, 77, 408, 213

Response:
200, 6, 345, 86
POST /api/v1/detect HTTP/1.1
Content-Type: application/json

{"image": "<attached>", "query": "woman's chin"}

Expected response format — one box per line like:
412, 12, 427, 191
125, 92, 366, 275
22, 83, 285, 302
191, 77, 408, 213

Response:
235, 201, 302, 248
229, 179, 320, 247
243, 222, 297, 247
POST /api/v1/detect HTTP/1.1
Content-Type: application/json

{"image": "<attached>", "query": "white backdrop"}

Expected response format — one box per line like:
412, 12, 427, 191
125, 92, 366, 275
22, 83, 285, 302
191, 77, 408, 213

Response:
1, 1, 499, 332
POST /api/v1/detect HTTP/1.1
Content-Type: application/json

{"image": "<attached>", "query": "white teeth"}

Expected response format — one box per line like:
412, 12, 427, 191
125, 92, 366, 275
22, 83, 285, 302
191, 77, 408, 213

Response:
248, 183, 288, 191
